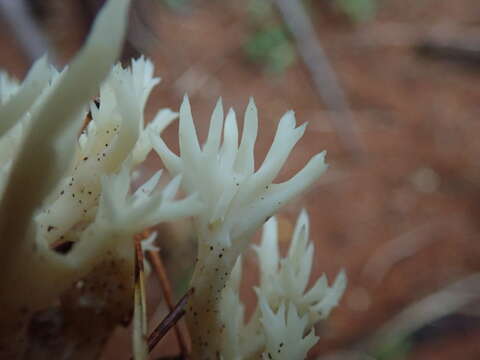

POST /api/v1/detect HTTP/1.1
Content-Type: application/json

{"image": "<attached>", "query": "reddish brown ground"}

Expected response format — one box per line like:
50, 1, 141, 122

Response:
2, 1, 480, 359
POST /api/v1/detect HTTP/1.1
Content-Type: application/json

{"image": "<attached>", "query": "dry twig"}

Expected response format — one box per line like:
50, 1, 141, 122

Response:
148, 250, 190, 357
273, 0, 365, 160
148, 288, 194, 354
133, 236, 149, 360
415, 25, 480, 65
0, 0, 52, 64
361, 220, 443, 287
368, 273, 480, 349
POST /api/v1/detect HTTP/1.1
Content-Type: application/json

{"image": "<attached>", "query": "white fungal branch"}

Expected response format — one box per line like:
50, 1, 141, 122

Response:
218, 211, 347, 360
153, 97, 328, 251
254, 212, 347, 324
153, 96, 330, 359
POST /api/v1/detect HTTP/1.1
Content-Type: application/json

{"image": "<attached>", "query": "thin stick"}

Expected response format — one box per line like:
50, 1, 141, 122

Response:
0, 0, 53, 64
309, 273, 480, 359
147, 250, 190, 357
132, 237, 148, 360
361, 220, 444, 287
148, 288, 194, 354
368, 273, 480, 349
273, 0, 365, 160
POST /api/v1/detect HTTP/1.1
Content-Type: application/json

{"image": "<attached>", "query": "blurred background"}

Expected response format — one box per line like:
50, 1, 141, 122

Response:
2, 0, 480, 359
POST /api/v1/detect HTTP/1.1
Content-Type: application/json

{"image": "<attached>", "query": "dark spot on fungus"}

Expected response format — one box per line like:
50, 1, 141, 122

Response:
53, 241, 74, 254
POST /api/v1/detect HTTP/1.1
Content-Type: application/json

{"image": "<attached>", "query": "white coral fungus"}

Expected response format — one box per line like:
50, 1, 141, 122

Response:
219, 212, 346, 360
0, 0, 201, 356
154, 97, 327, 249
0, 0, 346, 357
153, 95, 331, 358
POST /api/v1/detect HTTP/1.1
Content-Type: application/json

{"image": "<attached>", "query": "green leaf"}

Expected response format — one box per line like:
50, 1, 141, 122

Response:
244, 26, 296, 73
335, 0, 377, 22
372, 336, 412, 360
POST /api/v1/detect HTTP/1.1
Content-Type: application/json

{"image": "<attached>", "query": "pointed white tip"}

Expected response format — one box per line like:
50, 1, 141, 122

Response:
181, 94, 191, 109
319, 150, 328, 166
